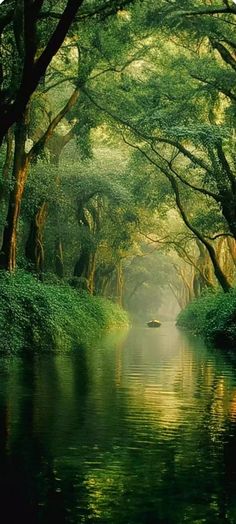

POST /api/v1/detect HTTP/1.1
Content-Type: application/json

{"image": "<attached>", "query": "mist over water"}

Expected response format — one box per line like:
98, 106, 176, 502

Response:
0, 323, 236, 523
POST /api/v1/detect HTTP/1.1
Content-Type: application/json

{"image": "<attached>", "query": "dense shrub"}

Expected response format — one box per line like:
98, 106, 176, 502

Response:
0, 271, 129, 354
177, 289, 236, 347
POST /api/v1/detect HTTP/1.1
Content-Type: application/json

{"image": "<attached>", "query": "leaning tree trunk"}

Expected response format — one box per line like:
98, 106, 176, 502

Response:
134, 146, 232, 293
168, 175, 232, 293
168, 283, 185, 310
193, 241, 214, 297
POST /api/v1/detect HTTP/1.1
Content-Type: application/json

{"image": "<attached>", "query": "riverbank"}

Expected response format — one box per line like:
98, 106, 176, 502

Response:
176, 289, 236, 348
0, 271, 129, 353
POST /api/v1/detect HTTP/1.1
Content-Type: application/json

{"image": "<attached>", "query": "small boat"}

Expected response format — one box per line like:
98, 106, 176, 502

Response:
147, 320, 161, 328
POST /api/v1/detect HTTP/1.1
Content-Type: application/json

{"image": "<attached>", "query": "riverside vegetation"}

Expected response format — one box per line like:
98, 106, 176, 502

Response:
177, 291, 236, 348
0, 271, 129, 353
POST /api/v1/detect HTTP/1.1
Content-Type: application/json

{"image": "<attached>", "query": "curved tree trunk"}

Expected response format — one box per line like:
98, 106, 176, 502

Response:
168, 175, 231, 293
193, 241, 214, 297
125, 143, 232, 293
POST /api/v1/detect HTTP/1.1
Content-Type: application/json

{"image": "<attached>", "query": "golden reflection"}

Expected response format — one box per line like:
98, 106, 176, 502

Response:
115, 341, 123, 387
114, 328, 236, 436
229, 390, 236, 421
1, 327, 236, 523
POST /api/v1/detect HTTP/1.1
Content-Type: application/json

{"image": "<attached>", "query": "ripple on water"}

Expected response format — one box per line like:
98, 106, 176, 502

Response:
1, 324, 236, 523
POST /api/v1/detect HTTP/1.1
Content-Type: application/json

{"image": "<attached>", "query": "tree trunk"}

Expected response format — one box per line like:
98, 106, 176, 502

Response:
54, 237, 64, 278
25, 201, 48, 274
50, 130, 77, 276
87, 252, 96, 294
0, 0, 84, 145
132, 145, 232, 293
168, 175, 232, 293
74, 249, 90, 278
221, 198, 236, 241
116, 260, 124, 306
0, 112, 29, 271
193, 241, 214, 297
0, 129, 14, 247
227, 236, 236, 266
100, 277, 110, 296
168, 283, 185, 310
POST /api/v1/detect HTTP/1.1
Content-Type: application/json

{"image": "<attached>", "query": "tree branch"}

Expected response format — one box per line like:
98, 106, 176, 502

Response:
121, 136, 231, 292
149, 142, 220, 201
216, 141, 236, 194
0, 0, 85, 144
190, 73, 236, 103
210, 39, 236, 71
179, 6, 236, 16
206, 232, 233, 240
28, 86, 80, 160
40, 0, 135, 22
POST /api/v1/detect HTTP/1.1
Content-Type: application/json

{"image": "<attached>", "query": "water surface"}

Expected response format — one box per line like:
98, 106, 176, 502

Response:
1, 323, 236, 523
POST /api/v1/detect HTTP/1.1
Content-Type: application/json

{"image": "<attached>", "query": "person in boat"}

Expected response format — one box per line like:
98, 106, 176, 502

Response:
147, 319, 161, 327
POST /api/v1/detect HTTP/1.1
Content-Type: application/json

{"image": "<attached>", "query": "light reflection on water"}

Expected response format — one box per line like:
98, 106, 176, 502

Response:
0, 322, 236, 523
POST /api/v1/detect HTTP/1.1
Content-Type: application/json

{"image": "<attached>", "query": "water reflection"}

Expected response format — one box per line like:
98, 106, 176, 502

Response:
0, 324, 236, 522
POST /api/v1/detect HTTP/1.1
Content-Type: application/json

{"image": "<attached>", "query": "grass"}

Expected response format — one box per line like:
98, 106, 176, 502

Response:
176, 289, 236, 348
0, 271, 129, 354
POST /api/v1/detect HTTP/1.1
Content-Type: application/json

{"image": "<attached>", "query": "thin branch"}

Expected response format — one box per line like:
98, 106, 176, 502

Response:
82, 87, 215, 180
122, 134, 220, 202
120, 136, 231, 291
43, 76, 78, 93
152, 137, 214, 174
206, 232, 233, 240
40, 0, 135, 22
190, 73, 236, 102
149, 142, 220, 201
179, 6, 236, 16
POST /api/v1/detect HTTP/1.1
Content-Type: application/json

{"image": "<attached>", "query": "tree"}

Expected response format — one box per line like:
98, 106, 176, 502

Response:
0, 0, 134, 142
78, 2, 236, 291
0, 0, 137, 271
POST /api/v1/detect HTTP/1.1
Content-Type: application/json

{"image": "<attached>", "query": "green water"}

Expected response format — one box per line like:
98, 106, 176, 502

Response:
0, 323, 236, 523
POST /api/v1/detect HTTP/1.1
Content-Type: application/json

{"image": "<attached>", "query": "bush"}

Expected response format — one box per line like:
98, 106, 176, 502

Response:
0, 271, 129, 354
176, 289, 236, 347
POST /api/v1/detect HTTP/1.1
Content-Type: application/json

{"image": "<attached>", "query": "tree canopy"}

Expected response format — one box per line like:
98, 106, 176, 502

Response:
0, 0, 235, 316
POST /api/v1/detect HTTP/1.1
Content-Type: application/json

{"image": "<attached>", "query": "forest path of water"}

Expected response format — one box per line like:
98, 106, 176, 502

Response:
0, 323, 236, 523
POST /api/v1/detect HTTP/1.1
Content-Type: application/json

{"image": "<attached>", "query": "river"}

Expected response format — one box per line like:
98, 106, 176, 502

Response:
0, 322, 236, 523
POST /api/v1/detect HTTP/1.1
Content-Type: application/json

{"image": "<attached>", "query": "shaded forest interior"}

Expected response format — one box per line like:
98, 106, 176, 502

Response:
0, 0, 236, 329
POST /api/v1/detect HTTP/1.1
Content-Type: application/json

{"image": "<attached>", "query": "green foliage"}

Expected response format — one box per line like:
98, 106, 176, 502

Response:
177, 290, 236, 347
1, 0, 235, 331
0, 271, 129, 354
